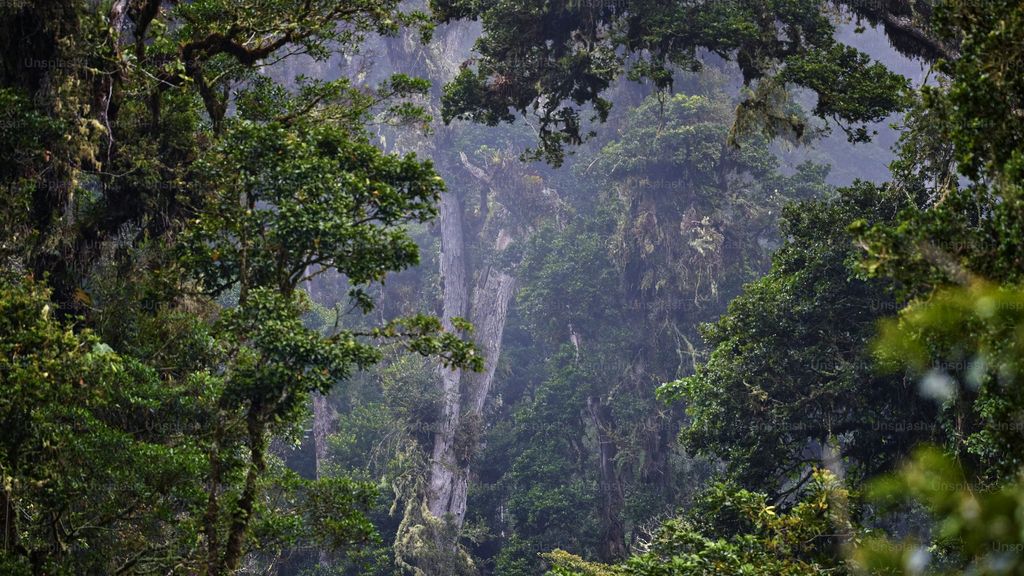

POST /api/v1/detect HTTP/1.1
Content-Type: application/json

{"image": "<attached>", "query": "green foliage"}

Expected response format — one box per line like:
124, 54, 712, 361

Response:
854, 284, 1024, 573
668, 183, 937, 493
473, 84, 825, 573
855, 181, 1024, 300
592, 91, 813, 312
545, 470, 850, 576
928, 0, 1024, 182
182, 118, 442, 295
0, 277, 206, 574
434, 0, 912, 163
873, 283, 1024, 482
5, 0, 1024, 574
851, 0, 1024, 486
779, 44, 909, 143
0, 0, 479, 573
855, 447, 1024, 576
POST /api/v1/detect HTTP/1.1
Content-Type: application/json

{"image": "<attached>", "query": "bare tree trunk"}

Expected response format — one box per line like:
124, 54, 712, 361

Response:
464, 267, 516, 417
445, 266, 516, 527
311, 392, 334, 566
374, 16, 526, 569
304, 270, 334, 485
426, 205, 517, 535
302, 268, 336, 566
588, 397, 627, 561
426, 192, 469, 521
99, 0, 129, 162
311, 393, 334, 480
1, 482, 19, 557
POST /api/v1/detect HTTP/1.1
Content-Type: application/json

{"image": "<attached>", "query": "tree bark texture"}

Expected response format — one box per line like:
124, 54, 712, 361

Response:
588, 396, 628, 561
427, 191, 469, 521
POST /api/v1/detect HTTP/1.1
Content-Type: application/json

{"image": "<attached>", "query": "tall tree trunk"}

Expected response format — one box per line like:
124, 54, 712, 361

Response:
425, 198, 518, 543
1, 481, 19, 557
464, 267, 516, 418
219, 413, 268, 574
426, 191, 469, 522
311, 393, 334, 480
311, 392, 334, 567
2, 1, 83, 315
374, 15, 526, 569
444, 266, 516, 527
305, 269, 337, 566
99, 0, 128, 163
305, 270, 334, 483
588, 397, 627, 561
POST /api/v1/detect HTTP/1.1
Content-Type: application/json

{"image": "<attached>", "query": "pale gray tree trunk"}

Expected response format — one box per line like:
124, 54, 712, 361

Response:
443, 266, 516, 526
425, 262, 516, 528
311, 391, 334, 566
303, 268, 336, 567
311, 393, 334, 480
588, 397, 628, 560
427, 191, 470, 521
464, 267, 517, 418
424, 142, 522, 537
347, 13, 524, 568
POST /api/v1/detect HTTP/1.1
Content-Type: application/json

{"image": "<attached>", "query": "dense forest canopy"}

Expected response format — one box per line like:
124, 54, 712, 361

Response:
1, 0, 1024, 575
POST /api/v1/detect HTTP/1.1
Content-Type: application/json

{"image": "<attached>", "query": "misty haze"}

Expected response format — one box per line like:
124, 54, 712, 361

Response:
1, 1, 1021, 575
